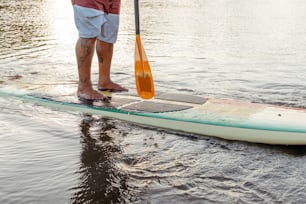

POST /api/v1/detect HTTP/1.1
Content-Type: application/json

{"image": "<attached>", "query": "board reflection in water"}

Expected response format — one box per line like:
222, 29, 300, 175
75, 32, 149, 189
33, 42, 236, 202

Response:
70, 115, 139, 204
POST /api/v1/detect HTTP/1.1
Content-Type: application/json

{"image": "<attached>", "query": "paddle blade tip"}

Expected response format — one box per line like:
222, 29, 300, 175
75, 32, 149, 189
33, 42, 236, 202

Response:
136, 74, 154, 99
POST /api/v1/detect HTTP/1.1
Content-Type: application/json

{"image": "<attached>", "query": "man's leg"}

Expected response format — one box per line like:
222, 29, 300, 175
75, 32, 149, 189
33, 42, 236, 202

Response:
96, 39, 128, 91
76, 37, 106, 100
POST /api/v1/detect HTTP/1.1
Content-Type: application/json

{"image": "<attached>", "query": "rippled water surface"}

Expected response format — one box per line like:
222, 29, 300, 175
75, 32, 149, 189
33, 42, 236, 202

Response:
1, 0, 306, 203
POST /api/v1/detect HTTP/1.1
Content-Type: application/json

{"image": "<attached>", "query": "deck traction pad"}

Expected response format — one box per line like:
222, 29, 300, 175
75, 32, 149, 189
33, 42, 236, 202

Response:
155, 92, 206, 104
121, 101, 192, 113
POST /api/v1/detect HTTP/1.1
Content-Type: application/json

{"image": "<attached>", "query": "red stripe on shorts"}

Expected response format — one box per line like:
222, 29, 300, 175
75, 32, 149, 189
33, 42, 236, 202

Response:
73, 0, 120, 14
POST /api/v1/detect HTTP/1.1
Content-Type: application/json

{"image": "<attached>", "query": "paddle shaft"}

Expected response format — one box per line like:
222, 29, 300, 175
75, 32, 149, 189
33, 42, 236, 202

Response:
134, 0, 143, 67
134, 0, 140, 35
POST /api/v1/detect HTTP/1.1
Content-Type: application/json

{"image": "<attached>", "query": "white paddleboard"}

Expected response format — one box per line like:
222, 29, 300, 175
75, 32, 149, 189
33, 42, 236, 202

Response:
1, 84, 306, 145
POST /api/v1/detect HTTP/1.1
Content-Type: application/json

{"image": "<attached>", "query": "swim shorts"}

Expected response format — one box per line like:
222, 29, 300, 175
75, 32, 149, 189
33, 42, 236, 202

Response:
73, 4, 120, 43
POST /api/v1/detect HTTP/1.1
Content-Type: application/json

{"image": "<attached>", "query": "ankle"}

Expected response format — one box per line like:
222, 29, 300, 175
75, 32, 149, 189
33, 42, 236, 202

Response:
78, 81, 93, 91
79, 79, 93, 86
98, 80, 111, 87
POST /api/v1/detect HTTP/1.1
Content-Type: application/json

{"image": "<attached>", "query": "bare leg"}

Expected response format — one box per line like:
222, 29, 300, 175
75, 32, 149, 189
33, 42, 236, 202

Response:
96, 39, 128, 91
75, 37, 106, 100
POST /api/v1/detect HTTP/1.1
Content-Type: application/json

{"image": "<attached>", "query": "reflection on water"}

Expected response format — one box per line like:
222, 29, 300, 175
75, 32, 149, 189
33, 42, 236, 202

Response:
71, 115, 139, 204
0, 0, 51, 51
0, 0, 78, 84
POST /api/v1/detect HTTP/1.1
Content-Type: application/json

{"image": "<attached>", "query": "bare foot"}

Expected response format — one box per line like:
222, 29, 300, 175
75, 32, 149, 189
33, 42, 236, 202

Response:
77, 86, 108, 101
98, 81, 128, 92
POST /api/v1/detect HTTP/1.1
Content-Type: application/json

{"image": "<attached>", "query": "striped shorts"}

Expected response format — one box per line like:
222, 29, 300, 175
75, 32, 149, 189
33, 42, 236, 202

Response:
73, 5, 120, 43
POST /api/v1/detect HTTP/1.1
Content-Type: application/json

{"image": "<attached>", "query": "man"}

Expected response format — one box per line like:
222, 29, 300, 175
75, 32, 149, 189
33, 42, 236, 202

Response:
72, 0, 128, 101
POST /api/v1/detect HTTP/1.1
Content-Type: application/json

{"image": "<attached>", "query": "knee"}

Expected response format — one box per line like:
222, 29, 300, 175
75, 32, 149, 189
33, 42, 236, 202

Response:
78, 37, 97, 47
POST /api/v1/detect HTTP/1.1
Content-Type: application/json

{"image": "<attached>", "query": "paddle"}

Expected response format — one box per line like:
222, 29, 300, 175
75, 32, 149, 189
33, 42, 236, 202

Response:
134, 0, 155, 99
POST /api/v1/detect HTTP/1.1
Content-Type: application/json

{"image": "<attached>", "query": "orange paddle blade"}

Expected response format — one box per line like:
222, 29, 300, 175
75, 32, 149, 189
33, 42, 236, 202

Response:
134, 34, 154, 99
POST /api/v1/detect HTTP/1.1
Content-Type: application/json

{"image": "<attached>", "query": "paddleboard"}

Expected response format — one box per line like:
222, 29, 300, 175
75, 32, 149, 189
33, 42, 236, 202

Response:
1, 84, 306, 145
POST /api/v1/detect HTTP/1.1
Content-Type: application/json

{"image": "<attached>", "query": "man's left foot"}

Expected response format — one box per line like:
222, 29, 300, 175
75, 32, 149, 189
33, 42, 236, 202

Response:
98, 81, 128, 92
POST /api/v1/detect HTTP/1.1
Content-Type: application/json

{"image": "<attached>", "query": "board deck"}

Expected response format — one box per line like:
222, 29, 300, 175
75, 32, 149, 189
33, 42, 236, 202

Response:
1, 84, 306, 145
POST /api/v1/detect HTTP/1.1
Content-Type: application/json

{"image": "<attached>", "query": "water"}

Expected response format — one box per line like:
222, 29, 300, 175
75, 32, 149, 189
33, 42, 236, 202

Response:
1, 0, 306, 203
